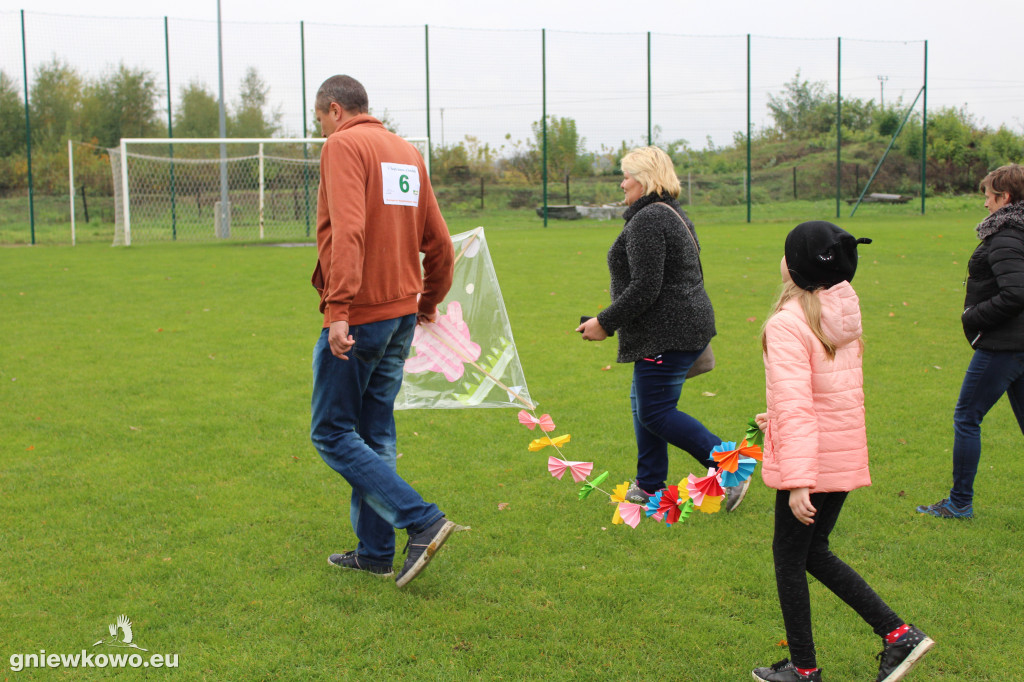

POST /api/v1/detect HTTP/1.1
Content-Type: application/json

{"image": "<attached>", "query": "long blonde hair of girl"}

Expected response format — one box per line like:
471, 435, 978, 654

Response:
760, 281, 837, 360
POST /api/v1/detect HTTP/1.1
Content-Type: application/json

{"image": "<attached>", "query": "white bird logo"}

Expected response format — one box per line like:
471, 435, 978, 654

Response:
92, 614, 148, 651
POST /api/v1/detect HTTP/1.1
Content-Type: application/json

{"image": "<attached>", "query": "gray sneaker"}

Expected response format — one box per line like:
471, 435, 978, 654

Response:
723, 477, 751, 512
328, 550, 394, 578
624, 482, 652, 505
395, 517, 457, 588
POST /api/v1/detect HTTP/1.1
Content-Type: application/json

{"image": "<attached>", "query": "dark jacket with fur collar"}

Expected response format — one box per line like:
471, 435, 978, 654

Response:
596, 193, 716, 362
962, 201, 1024, 350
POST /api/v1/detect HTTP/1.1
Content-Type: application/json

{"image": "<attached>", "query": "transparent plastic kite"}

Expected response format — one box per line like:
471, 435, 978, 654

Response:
396, 228, 534, 410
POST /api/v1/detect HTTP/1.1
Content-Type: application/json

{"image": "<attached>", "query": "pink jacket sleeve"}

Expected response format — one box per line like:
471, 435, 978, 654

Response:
764, 310, 820, 489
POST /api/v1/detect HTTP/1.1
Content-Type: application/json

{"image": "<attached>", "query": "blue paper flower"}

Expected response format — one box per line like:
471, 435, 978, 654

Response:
718, 456, 757, 487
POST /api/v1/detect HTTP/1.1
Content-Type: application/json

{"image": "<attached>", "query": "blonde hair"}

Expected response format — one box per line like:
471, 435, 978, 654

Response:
761, 281, 838, 360
620, 146, 681, 198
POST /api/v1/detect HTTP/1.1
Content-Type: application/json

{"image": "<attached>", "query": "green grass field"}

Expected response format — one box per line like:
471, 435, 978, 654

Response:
1, 202, 1021, 680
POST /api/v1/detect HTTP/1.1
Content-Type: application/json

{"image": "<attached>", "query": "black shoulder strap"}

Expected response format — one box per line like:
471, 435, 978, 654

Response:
652, 202, 704, 279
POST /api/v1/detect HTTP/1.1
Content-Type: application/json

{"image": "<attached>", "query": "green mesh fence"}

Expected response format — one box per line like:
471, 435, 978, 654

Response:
0, 10, 927, 244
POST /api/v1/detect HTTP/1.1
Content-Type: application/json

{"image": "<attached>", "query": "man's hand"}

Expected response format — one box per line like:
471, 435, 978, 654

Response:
788, 487, 817, 526
416, 310, 437, 326
328, 320, 355, 360
576, 317, 608, 341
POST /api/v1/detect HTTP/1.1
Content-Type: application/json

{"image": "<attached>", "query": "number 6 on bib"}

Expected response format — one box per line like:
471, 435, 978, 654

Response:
381, 162, 421, 207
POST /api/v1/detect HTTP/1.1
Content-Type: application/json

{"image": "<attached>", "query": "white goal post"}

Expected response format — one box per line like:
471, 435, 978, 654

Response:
96, 136, 429, 246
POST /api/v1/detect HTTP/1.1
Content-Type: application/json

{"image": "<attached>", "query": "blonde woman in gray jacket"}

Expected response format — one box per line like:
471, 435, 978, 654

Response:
577, 146, 747, 512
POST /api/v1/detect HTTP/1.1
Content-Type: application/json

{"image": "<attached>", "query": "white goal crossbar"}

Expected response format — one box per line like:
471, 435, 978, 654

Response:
103, 136, 429, 246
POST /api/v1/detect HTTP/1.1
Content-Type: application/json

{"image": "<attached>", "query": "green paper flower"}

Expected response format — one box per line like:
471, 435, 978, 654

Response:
745, 417, 765, 446
578, 470, 610, 501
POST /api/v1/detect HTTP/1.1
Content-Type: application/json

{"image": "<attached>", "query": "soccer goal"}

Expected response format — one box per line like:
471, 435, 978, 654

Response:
101, 137, 429, 246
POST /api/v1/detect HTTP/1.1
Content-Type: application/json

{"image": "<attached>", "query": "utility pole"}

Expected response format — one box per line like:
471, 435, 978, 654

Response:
878, 75, 889, 108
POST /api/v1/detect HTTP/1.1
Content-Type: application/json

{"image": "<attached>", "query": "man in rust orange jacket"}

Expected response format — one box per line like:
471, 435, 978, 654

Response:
309, 75, 457, 588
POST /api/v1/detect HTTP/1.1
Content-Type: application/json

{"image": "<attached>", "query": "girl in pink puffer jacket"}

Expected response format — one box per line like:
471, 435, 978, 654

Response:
751, 222, 933, 682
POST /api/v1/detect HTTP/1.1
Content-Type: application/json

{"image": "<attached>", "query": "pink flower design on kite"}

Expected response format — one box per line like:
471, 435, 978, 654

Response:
404, 301, 481, 382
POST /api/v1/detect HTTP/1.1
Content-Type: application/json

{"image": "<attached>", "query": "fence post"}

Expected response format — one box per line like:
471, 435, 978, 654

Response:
216, 0, 229, 238
921, 40, 927, 215
301, 20, 311, 237
20, 10, 34, 244
745, 34, 751, 224
424, 24, 432, 182
542, 28, 547, 227
647, 31, 652, 146
165, 16, 177, 240
68, 139, 75, 245
836, 36, 842, 219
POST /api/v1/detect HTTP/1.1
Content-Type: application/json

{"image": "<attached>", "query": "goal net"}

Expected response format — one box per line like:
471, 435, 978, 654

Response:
107, 137, 430, 246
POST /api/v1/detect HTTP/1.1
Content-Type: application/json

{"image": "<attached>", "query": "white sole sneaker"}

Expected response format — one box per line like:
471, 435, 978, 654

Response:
725, 478, 752, 512
395, 519, 456, 588
880, 636, 935, 682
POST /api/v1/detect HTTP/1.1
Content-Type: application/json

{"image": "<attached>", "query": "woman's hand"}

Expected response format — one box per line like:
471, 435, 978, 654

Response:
788, 487, 816, 525
755, 412, 768, 432
576, 317, 608, 341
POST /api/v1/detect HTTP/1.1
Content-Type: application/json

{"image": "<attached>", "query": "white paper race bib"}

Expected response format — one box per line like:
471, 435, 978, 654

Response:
381, 162, 420, 207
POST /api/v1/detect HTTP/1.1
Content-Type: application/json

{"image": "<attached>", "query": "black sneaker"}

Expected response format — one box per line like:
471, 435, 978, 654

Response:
327, 550, 394, 578
875, 625, 934, 682
752, 659, 822, 681
395, 517, 456, 588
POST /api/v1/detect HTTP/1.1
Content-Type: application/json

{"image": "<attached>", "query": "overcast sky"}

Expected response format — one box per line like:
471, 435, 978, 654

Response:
3, 0, 1021, 149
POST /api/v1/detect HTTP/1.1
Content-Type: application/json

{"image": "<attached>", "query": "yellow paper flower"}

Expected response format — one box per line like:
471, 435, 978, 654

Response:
695, 494, 723, 514
610, 481, 630, 524
528, 433, 571, 451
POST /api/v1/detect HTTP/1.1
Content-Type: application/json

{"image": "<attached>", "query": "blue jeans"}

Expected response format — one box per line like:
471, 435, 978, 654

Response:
311, 315, 444, 564
950, 349, 1024, 507
630, 348, 721, 493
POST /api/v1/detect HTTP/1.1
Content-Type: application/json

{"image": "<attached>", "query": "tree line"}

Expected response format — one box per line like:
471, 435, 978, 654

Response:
0, 59, 280, 195
2, 64, 1022, 200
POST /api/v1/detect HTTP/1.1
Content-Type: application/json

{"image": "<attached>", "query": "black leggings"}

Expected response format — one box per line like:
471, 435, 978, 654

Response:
772, 490, 903, 669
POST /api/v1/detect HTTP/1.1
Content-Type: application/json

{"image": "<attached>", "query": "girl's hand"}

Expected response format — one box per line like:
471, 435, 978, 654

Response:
576, 317, 608, 341
755, 413, 768, 431
788, 487, 816, 525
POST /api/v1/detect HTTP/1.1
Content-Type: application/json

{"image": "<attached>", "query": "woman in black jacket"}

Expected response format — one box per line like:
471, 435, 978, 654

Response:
919, 163, 1024, 519
577, 146, 748, 512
